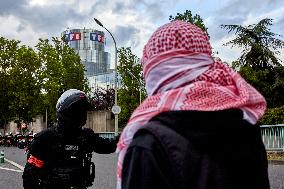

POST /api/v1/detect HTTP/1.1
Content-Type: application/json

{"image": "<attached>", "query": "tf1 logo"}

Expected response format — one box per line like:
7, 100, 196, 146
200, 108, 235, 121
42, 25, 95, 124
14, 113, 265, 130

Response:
90, 33, 104, 43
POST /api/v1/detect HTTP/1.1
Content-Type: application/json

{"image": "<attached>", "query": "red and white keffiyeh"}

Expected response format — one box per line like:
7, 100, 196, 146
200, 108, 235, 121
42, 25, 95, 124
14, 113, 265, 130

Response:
116, 20, 266, 189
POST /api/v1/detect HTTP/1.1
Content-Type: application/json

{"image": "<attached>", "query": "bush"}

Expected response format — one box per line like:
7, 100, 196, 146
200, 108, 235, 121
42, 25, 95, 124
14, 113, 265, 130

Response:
259, 105, 284, 125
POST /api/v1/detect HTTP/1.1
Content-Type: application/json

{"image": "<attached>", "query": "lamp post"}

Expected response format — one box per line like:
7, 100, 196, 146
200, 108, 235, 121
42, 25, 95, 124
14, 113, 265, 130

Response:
94, 18, 120, 136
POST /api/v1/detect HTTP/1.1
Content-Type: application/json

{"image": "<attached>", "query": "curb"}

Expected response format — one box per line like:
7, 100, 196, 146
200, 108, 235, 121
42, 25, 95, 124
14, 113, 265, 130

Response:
268, 160, 284, 165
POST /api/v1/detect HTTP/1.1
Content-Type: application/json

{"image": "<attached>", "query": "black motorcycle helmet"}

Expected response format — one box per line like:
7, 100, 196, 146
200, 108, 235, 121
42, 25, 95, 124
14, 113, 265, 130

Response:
56, 89, 92, 134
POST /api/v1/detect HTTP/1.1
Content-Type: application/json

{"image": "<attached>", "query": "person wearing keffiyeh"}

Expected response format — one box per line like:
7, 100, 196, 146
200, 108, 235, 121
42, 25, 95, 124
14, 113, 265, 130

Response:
116, 20, 270, 189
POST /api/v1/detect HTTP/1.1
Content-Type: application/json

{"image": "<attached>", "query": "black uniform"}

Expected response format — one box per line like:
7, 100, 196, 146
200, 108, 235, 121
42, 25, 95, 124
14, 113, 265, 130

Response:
23, 126, 117, 189
22, 89, 118, 189
122, 110, 270, 189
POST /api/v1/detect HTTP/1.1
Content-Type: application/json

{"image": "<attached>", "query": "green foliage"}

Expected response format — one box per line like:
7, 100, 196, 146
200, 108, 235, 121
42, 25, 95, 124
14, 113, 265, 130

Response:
169, 9, 209, 37
224, 18, 284, 124
9, 45, 42, 123
260, 106, 284, 125
0, 37, 42, 126
236, 64, 284, 124
117, 47, 146, 127
36, 37, 89, 123
221, 18, 284, 69
0, 36, 89, 127
0, 37, 20, 126
238, 65, 284, 108
231, 60, 241, 71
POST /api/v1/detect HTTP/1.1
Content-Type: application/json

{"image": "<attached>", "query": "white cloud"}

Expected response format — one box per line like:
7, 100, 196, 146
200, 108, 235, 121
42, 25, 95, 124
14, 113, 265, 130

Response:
205, 0, 284, 63
90, 1, 170, 60
0, 15, 46, 47
1, 0, 283, 67
211, 34, 242, 63
29, 0, 75, 6
242, 5, 284, 26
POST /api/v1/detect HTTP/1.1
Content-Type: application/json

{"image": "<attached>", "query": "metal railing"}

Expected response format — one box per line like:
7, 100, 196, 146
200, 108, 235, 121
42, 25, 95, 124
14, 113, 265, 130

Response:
97, 125, 284, 151
260, 124, 284, 151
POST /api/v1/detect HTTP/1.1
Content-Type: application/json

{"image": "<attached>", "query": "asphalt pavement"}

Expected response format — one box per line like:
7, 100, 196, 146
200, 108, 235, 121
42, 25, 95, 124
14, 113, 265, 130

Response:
0, 147, 284, 189
0, 147, 117, 189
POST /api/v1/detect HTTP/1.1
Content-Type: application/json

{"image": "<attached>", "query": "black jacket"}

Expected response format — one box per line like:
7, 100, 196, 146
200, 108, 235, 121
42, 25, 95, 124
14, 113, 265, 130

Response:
22, 126, 117, 189
122, 109, 270, 189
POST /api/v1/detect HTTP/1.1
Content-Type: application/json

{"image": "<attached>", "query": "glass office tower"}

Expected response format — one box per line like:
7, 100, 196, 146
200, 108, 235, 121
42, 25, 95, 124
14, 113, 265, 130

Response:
87, 70, 121, 91
61, 28, 110, 77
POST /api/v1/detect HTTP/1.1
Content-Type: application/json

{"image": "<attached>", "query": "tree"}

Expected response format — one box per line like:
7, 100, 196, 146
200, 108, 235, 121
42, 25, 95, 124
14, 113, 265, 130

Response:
0, 37, 43, 128
169, 10, 209, 37
221, 18, 284, 69
222, 19, 284, 109
238, 66, 284, 108
259, 105, 284, 125
36, 37, 90, 123
0, 36, 89, 127
117, 47, 146, 127
222, 19, 284, 123
8, 45, 42, 124
0, 37, 18, 127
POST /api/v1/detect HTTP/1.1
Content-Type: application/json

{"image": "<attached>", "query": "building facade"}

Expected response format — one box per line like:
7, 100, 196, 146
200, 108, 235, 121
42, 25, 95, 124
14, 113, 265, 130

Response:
61, 28, 111, 77
87, 69, 121, 91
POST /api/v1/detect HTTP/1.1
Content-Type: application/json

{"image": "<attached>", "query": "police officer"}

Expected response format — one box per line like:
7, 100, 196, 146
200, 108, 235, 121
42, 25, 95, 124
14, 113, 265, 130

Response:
22, 89, 118, 189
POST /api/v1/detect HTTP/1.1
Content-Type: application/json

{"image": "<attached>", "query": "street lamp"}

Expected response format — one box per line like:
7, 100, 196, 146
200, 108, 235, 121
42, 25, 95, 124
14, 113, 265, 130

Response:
94, 18, 120, 136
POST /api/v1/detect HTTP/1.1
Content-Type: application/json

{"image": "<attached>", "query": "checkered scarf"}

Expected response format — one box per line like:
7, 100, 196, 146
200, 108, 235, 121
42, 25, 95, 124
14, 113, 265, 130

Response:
116, 20, 266, 189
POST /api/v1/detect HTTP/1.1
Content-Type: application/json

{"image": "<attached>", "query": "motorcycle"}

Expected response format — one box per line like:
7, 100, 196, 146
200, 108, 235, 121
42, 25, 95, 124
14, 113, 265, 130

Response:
0, 134, 4, 146
27, 132, 34, 146
20, 132, 35, 153
4, 133, 13, 147
17, 134, 27, 149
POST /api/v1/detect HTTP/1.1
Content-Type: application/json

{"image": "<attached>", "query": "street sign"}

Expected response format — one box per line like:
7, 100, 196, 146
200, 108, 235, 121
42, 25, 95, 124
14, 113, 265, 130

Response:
112, 105, 121, 115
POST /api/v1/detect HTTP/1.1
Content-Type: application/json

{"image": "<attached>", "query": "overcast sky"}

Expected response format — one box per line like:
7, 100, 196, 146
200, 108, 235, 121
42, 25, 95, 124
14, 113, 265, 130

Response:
1, 0, 284, 67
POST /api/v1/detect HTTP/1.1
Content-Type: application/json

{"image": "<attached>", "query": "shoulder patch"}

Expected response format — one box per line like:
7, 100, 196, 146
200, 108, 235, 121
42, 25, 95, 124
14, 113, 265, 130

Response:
27, 155, 44, 168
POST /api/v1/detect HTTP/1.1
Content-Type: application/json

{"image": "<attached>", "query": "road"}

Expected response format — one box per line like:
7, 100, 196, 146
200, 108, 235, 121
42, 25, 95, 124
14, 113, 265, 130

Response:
0, 147, 117, 189
1, 147, 284, 189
